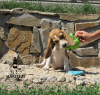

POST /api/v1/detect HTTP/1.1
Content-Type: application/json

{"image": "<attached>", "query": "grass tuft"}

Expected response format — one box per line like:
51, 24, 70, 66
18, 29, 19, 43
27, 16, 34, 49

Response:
0, 82, 99, 95
0, 0, 100, 14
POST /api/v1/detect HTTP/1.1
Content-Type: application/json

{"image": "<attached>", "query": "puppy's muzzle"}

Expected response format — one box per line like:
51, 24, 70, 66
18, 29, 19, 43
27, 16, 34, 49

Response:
62, 43, 67, 48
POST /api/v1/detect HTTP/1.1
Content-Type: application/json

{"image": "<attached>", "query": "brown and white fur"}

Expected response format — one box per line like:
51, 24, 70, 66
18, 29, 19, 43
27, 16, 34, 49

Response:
36, 28, 75, 72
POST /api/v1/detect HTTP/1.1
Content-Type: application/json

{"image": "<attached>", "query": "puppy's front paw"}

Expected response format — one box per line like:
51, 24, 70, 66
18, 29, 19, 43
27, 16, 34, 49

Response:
43, 66, 49, 70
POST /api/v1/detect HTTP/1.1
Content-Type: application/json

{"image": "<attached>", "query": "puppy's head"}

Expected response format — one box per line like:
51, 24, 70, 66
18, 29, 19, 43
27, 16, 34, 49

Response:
45, 28, 75, 59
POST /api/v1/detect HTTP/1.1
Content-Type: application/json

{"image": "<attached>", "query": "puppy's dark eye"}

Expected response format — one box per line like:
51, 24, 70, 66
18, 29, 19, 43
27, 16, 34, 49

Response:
55, 40, 59, 43
60, 35, 64, 39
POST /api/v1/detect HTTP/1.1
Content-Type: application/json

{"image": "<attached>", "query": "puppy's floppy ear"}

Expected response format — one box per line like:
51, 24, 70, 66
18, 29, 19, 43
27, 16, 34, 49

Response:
61, 30, 75, 46
44, 38, 53, 59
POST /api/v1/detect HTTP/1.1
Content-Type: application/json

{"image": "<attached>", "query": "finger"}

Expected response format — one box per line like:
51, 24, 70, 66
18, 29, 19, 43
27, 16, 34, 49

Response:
75, 31, 84, 37
79, 39, 85, 43
79, 37, 85, 42
77, 34, 85, 38
79, 38, 85, 43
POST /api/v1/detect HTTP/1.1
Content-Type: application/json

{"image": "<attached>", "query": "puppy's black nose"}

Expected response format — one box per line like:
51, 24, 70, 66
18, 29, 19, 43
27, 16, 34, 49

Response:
62, 43, 67, 48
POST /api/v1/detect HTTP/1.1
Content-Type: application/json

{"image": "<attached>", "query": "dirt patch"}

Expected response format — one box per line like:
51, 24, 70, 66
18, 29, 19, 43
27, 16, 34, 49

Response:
0, 63, 100, 91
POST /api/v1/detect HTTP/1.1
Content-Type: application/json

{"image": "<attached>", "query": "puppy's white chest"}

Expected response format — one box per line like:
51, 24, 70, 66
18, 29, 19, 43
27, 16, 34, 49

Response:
51, 48, 65, 68
52, 47, 65, 58
52, 50, 64, 60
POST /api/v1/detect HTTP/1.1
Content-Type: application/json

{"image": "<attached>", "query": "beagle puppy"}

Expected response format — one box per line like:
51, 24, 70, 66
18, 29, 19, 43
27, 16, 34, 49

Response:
36, 28, 75, 72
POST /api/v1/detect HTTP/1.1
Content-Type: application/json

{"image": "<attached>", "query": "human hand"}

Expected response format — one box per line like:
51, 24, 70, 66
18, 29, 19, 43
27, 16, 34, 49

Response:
75, 30, 93, 42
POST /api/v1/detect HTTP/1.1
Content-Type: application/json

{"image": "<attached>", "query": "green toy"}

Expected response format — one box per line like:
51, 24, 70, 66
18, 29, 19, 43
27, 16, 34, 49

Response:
65, 33, 80, 50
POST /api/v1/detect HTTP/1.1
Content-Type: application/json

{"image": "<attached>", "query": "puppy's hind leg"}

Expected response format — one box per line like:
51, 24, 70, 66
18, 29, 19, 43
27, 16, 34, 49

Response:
35, 59, 47, 68
43, 57, 51, 70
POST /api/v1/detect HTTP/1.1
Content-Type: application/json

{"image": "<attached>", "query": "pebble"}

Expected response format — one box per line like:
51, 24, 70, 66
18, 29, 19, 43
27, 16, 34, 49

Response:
71, 80, 76, 84
77, 76, 86, 80
76, 80, 85, 85
26, 75, 34, 81
22, 73, 27, 76
0, 73, 7, 80
67, 73, 74, 77
32, 79, 42, 84
84, 79, 89, 85
46, 76, 57, 82
36, 76, 40, 79
23, 77, 28, 81
39, 75, 47, 81
66, 76, 75, 83
90, 78, 100, 85
1, 79, 6, 82
28, 84, 34, 89
57, 76, 66, 82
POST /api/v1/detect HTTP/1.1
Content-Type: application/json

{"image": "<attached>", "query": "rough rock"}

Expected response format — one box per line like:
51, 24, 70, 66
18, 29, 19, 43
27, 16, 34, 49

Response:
51, 20, 61, 29
7, 26, 32, 55
69, 51, 100, 68
0, 50, 18, 64
0, 9, 13, 14
61, 22, 74, 34
79, 40, 98, 47
75, 21, 100, 31
98, 39, 100, 57
0, 26, 8, 41
7, 13, 41, 27
39, 19, 51, 51
0, 8, 27, 15
0, 39, 8, 58
28, 10, 58, 16
12, 8, 28, 14
74, 47, 98, 57
0, 15, 10, 26
29, 27, 41, 54
59, 13, 99, 21
39, 19, 61, 51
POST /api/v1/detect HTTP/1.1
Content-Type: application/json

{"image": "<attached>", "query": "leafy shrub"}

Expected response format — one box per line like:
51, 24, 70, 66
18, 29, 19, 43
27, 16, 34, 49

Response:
0, 0, 100, 14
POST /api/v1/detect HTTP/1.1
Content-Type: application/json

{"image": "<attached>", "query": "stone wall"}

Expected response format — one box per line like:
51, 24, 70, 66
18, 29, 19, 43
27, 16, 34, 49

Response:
0, 8, 100, 68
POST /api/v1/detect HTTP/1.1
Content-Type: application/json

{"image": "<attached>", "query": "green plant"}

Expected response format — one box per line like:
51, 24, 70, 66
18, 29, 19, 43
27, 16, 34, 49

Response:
78, 2, 98, 14
0, 83, 99, 95
0, 0, 100, 14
